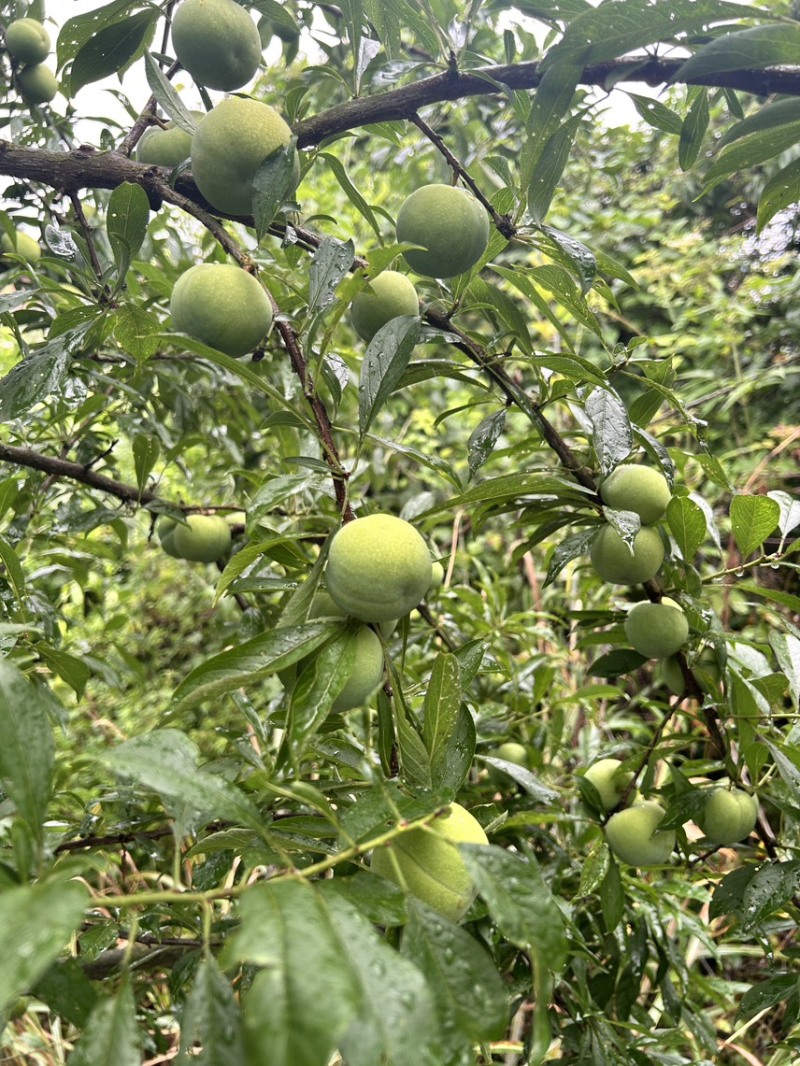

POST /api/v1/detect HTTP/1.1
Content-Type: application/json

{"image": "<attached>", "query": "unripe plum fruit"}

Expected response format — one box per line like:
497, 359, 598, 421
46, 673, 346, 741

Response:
325, 514, 433, 623
1, 230, 41, 263
624, 601, 689, 659
589, 524, 665, 585
583, 758, 633, 811
17, 63, 58, 103
371, 803, 488, 922
157, 516, 182, 558
600, 464, 672, 525
5, 18, 51, 64
699, 787, 758, 845
604, 800, 676, 866
429, 560, 445, 590
350, 270, 419, 342
396, 184, 490, 279
171, 0, 262, 91
171, 514, 231, 562
331, 625, 385, 713
486, 741, 528, 785
170, 263, 273, 358
137, 114, 203, 167
190, 97, 295, 217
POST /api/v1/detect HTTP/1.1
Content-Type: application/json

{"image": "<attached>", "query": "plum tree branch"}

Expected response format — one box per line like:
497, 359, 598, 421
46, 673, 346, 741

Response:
0, 440, 162, 504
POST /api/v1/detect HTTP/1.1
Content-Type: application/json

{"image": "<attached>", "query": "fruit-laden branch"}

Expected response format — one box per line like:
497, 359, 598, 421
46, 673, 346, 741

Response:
292, 56, 800, 148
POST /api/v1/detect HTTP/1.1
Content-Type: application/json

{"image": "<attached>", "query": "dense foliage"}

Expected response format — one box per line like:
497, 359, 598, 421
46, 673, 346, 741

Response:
1, 0, 800, 1063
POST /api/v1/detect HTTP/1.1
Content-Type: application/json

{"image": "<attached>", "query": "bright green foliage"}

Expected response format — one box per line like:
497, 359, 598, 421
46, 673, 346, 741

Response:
396, 184, 490, 278
583, 758, 633, 811
16, 63, 58, 103
600, 463, 672, 524
190, 97, 294, 216
4, 18, 50, 64
350, 271, 419, 341
170, 263, 273, 356
700, 787, 759, 845
624, 600, 689, 659
371, 804, 489, 922
326, 514, 433, 623
604, 801, 676, 867
589, 524, 665, 584
171, 0, 262, 91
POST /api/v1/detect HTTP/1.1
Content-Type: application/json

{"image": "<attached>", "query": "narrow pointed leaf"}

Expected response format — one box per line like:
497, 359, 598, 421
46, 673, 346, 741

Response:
0, 661, 54, 843
359, 316, 421, 438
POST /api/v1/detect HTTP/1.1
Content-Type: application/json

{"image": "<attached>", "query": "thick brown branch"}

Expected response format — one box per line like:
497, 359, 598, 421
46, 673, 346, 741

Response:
292, 56, 800, 148
0, 441, 160, 504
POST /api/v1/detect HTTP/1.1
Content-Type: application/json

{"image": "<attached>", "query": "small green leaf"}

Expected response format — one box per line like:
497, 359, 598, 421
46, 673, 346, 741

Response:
0, 532, 25, 602
288, 630, 358, 749
69, 976, 141, 1066
103, 729, 264, 834
422, 653, 462, 769
679, 87, 710, 171
0, 879, 88, 1012
132, 433, 160, 495
460, 844, 567, 969
702, 119, 800, 194
0, 328, 88, 422
322, 154, 383, 240
359, 315, 421, 438
143, 52, 199, 134
527, 114, 582, 224
757, 156, 800, 233
252, 141, 298, 238
628, 93, 683, 135
176, 956, 245, 1066
309, 237, 356, 314
467, 409, 506, 479
107, 182, 150, 284
676, 23, 800, 82
738, 974, 800, 1024
769, 632, 800, 710
584, 386, 632, 475
69, 9, 156, 96
730, 493, 780, 558
0, 661, 54, 844
666, 495, 706, 562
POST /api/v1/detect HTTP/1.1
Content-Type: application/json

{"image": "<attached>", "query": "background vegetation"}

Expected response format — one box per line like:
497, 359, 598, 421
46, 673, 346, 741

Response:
1, 0, 799, 1062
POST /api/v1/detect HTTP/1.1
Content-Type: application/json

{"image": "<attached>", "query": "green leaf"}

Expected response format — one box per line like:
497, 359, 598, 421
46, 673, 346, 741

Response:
460, 844, 567, 969
0, 327, 89, 422
401, 902, 507, 1052
107, 182, 150, 284
321, 154, 383, 241
103, 728, 264, 835
143, 52, 200, 135
69, 977, 141, 1066
730, 493, 780, 558
0, 879, 88, 1012
113, 304, 159, 359
757, 156, 800, 234
132, 433, 160, 495
36, 644, 92, 697
584, 386, 632, 475
769, 632, 800, 710
176, 956, 245, 1066
0, 661, 54, 843
679, 87, 710, 171
69, 9, 156, 96
467, 409, 506, 479
666, 495, 706, 562
253, 141, 298, 238
627, 93, 683, 135
676, 23, 800, 82
395, 692, 433, 790
544, 527, 597, 586
0, 531, 25, 602
527, 114, 582, 224
171, 621, 338, 710
328, 892, 441, 1066
702, 119, 800, 194
309, 237, 356, 314
600, 856, 624, 931
288, 630, 358, 749
738, 974, 800, 1024
359, 315, 421, 438
542, 0, 756, 67
32, 957, 99, 1029
740, 861, 800, 934
223, 880, 364, 1066
718, 98, 800, 149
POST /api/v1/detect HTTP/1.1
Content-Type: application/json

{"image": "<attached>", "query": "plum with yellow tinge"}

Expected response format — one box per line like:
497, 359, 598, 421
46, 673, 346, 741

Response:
171, 0, 262, 91
584, 758, 633, 811
396, 184, 489, 279
170, 263, 273, 357
699, 787, 758, 845
604, 800, 675, 866
371, 803, 488, 922
600, 464, 672, 525
590, 524, 664, 585
5, 18, 51, 65
325, 514, 432, 623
